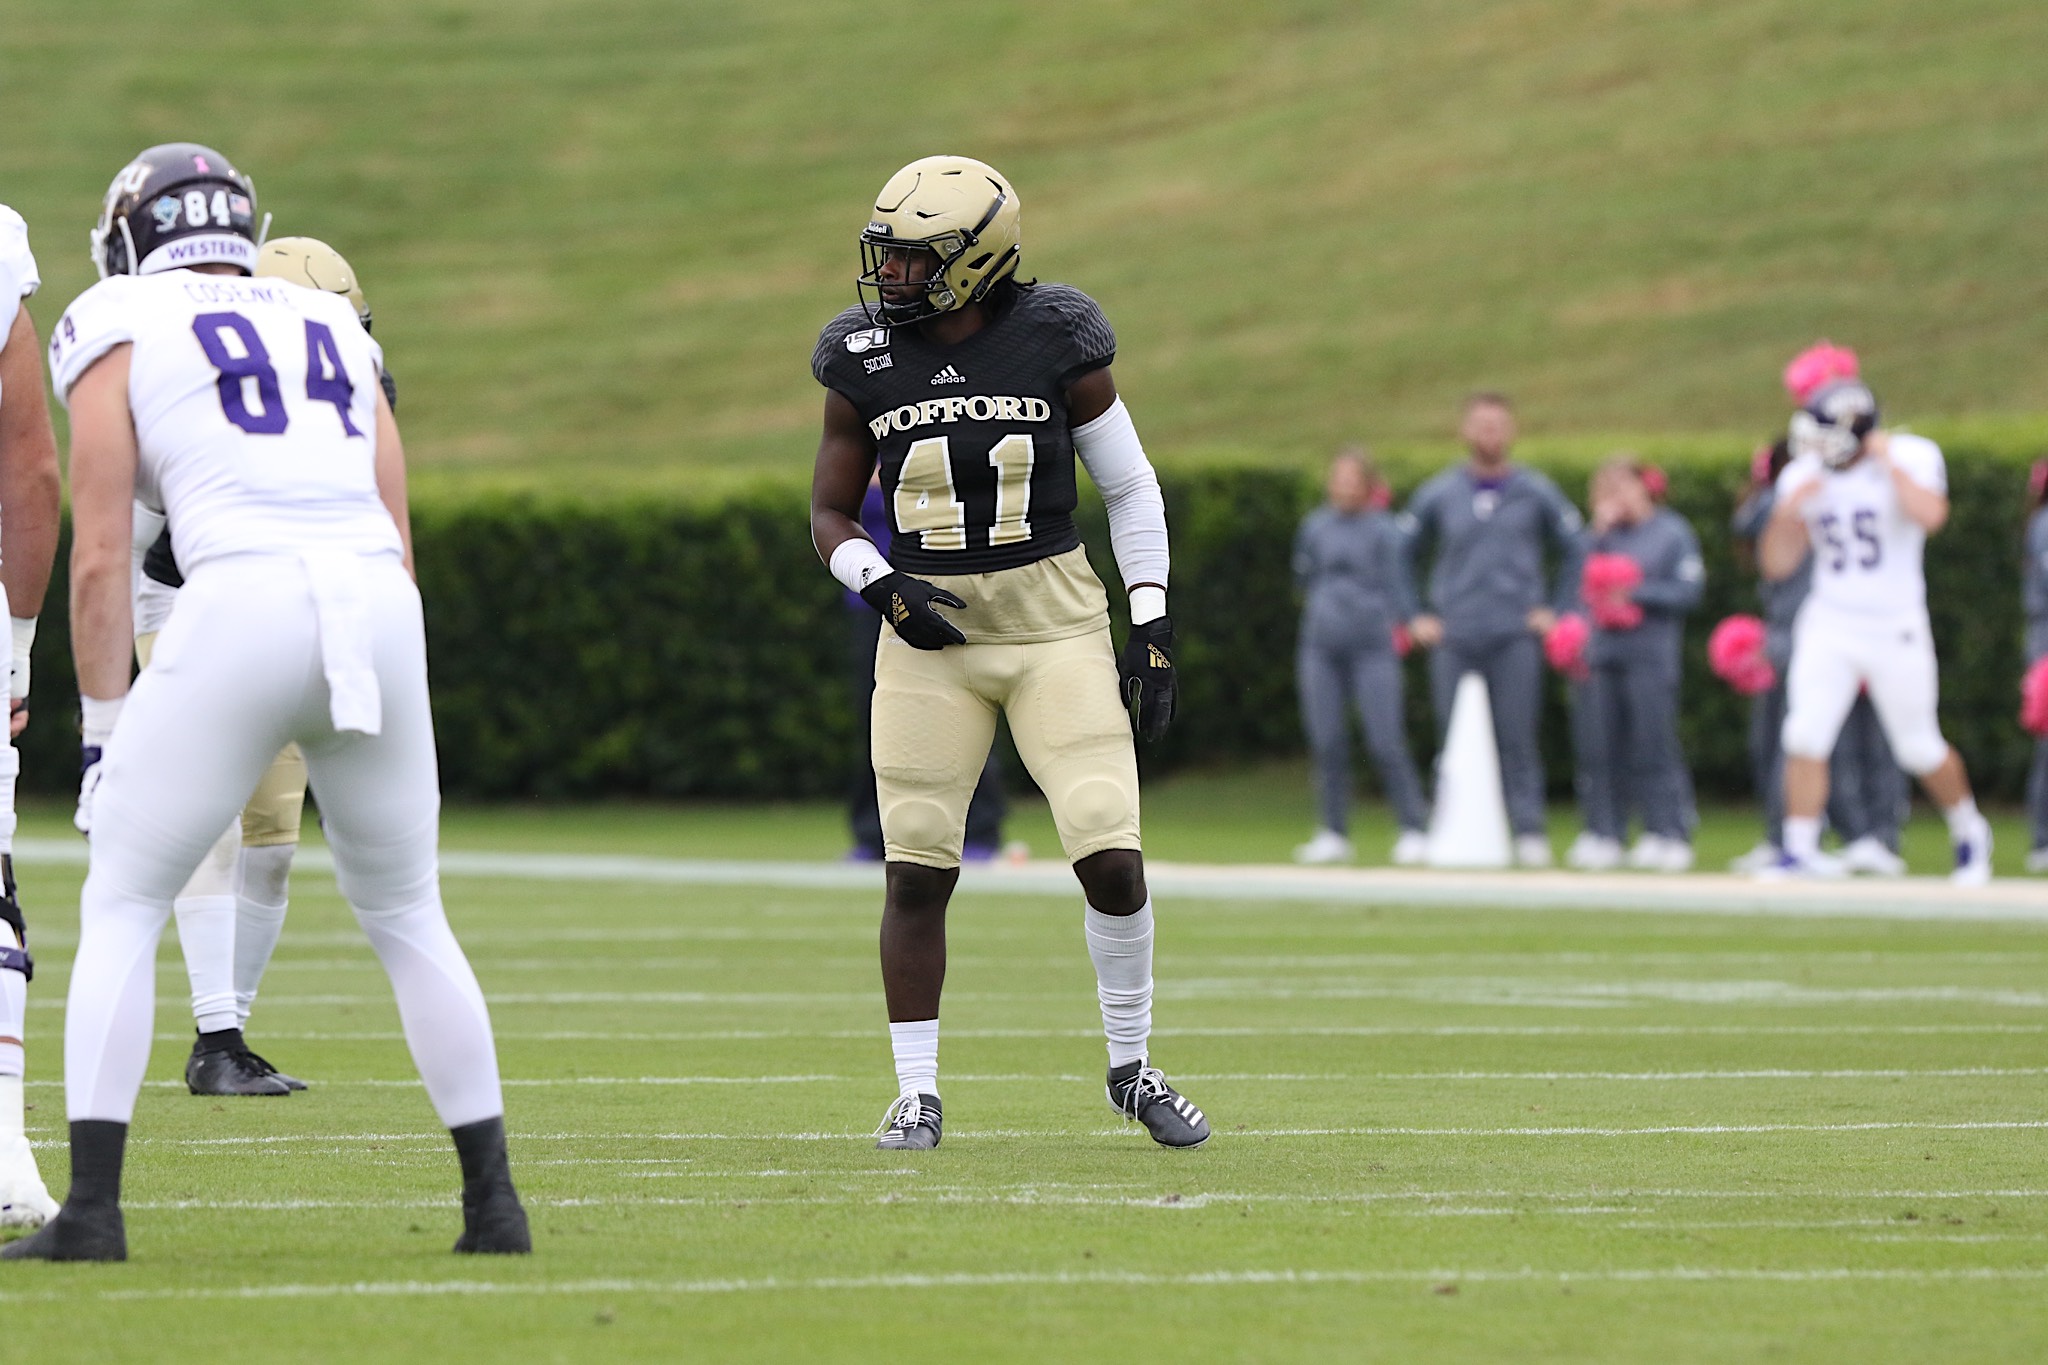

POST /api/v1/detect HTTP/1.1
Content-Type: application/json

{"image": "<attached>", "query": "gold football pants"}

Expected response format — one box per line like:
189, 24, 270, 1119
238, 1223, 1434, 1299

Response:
872, 625, 1141, 869
136, 630, 308, 847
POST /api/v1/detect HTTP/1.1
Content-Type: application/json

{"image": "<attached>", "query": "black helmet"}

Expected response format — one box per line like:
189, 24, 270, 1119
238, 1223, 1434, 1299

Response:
91, 143, 265, 280
1789, 379, 1880, 471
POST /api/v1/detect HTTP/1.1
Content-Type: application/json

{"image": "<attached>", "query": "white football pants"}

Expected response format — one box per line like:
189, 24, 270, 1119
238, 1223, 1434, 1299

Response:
1780, 603, 1949, 776
65, 552, 504, 1128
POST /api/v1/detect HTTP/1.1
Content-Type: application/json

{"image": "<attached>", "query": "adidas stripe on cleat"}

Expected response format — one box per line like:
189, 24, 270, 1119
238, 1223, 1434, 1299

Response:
1107, 1061, 1211, 1149
874, 1093, 942, 1150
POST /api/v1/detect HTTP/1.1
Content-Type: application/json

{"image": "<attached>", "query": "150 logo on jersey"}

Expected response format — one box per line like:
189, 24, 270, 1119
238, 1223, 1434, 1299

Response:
191, 311, 363, 438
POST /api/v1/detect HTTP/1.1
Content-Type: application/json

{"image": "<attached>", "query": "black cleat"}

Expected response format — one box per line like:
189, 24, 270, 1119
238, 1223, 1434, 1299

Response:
186, 1035, 293, 1097
874, 1093, 942, 1150
454, 1188, 531, 1255
0, 1202, 126, 1262
450, 1116, 530, 1255
1108, 1060, 1211, 1149
246, 1049, 307, 1092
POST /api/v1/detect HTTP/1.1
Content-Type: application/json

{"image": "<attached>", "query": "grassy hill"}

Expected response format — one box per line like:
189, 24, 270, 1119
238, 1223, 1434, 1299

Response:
8, 0, 2048, 494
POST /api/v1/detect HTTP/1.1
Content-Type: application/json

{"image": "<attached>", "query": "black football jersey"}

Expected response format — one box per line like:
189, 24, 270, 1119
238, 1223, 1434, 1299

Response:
812, 283, 1116, 575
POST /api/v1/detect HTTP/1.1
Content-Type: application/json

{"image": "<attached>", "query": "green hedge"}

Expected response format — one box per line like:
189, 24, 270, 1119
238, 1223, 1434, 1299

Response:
15, 436, 2046, 803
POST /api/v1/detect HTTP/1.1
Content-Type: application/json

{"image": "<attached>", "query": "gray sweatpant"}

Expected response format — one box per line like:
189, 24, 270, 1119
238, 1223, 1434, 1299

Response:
1297, 642, 1428, 833
1429, 633, 1545, 837
1578, 658, 1690, 841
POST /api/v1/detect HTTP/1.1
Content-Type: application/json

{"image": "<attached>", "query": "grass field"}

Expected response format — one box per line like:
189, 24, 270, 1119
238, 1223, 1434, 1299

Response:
5, 796, 2048, 1361
9, 1, 2048, 490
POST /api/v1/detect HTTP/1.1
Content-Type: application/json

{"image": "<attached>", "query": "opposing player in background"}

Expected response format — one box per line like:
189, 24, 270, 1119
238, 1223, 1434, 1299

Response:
810, 155, 1207, 1151
0, 206, 64, 1231
6, 143, 525, 1260
1758, 379, 1991, 883
1400, 393, 1587, 867
135, 235, 396, 1096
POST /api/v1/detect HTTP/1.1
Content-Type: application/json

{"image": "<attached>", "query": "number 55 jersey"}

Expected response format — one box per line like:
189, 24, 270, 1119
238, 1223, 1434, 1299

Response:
49, 269, 398, 570
1774, 433, 1946, 618
812, 283, 1117, 643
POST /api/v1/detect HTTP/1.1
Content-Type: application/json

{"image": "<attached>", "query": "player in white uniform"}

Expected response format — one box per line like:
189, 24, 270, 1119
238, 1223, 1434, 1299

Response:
1758, 379, 1992, 883
136, 237, 387, 1097
0, 207, 65, 1232
4, 143, 528, 1261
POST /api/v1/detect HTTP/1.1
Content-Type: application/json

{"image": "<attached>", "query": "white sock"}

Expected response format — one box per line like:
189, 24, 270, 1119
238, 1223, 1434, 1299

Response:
234, 842, 296, 1024
1085, 901, 1154, 1068
1784, 816, 1822, 860
1944, 796, 1982, 840
174, 896, 240, 1034
0, 934, 23, 1139
354, 896, 503, 1129
0, 1074, 22, 1143
174, 820, 242, 1034
888, 1019, 939, 1099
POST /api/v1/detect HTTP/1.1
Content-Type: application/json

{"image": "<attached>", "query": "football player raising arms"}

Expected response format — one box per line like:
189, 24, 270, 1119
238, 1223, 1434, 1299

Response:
810, 156, 1208, 1151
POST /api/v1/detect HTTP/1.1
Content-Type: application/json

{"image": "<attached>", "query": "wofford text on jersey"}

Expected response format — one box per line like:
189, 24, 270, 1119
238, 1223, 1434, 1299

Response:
867, 395, 1055, 440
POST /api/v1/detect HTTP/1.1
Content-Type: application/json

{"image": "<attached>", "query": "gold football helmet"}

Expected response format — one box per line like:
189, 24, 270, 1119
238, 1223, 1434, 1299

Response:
256, 235, 372, 331
858, 155, 1021, 326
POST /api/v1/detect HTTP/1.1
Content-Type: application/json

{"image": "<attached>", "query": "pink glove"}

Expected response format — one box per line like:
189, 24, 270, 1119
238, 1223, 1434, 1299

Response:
1708, 614, 1777, 697
2021, 658, 2048, 737
1544, 613, 1590, 681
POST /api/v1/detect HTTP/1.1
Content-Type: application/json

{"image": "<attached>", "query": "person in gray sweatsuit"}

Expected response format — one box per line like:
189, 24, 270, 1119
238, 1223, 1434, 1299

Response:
1292, 450, 1430, 864
1730, 439, 1905, 873
1574, 458, 1704, 868
1399, 393, 1587, 865
2021, 466, 2048, 869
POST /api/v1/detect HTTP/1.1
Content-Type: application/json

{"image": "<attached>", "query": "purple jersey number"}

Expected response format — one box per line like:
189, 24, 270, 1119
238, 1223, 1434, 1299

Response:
191, 312, 287, 435
304, 320, 362, 436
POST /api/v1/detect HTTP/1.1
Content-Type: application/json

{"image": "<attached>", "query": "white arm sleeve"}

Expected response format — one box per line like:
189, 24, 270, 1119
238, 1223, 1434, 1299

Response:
1072, 398, 1169, 623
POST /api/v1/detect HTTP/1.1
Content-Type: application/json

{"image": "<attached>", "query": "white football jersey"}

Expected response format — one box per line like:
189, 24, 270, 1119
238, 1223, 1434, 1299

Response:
0, 205, 40, 343
49, 269, 399, 574
1776, 432, 1946, 616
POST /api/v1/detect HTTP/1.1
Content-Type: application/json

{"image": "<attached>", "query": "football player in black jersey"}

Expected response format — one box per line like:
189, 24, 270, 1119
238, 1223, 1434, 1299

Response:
810, 155, 1208, 1150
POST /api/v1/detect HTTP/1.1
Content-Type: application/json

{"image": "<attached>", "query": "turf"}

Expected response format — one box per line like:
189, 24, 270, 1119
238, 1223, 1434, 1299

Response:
8, 2, 2048, 492
5, 806, 2048, 1360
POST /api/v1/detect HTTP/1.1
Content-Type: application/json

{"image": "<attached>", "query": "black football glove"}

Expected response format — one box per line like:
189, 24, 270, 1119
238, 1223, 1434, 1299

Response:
861, 572, 967, 651
1119, 616, 1176, 742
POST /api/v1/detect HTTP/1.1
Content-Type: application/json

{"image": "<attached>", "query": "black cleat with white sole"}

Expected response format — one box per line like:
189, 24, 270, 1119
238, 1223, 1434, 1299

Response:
874, 1093, 942, 1150
1108, 1061, 1210, 1148
0, 1202, 126, 1262
186, 1033, 293, 1097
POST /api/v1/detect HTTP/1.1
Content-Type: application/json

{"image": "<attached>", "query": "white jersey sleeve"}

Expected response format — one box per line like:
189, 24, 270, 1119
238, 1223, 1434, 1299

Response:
49, 275, 143, 404
0, 206, 39, 342
1887, 432, 1946, 495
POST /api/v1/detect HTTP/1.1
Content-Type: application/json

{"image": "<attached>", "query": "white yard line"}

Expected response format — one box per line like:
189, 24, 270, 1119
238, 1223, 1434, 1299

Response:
20, 837, 2048, 922
6, 1265, 2048, 1305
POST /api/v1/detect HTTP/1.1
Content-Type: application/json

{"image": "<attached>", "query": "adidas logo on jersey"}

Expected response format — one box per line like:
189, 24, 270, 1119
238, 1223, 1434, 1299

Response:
930, 365, 967, 386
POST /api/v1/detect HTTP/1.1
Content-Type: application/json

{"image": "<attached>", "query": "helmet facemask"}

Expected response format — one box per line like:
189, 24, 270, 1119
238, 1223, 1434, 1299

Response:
1789, 380, 1880, 471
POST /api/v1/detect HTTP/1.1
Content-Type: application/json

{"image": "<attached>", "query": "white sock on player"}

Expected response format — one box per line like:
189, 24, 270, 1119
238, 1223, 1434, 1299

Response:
1086, 900, 1154, 1068
173, 895, 239, 1035
353, 895, 504, 1129
234, 842, 296, 1024
1944, 795, 1983, 839
173, 820, 244, 1035
1784, 816, 1822, 861
0, 944, 23, 1133
888, 1019, 939, 1099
